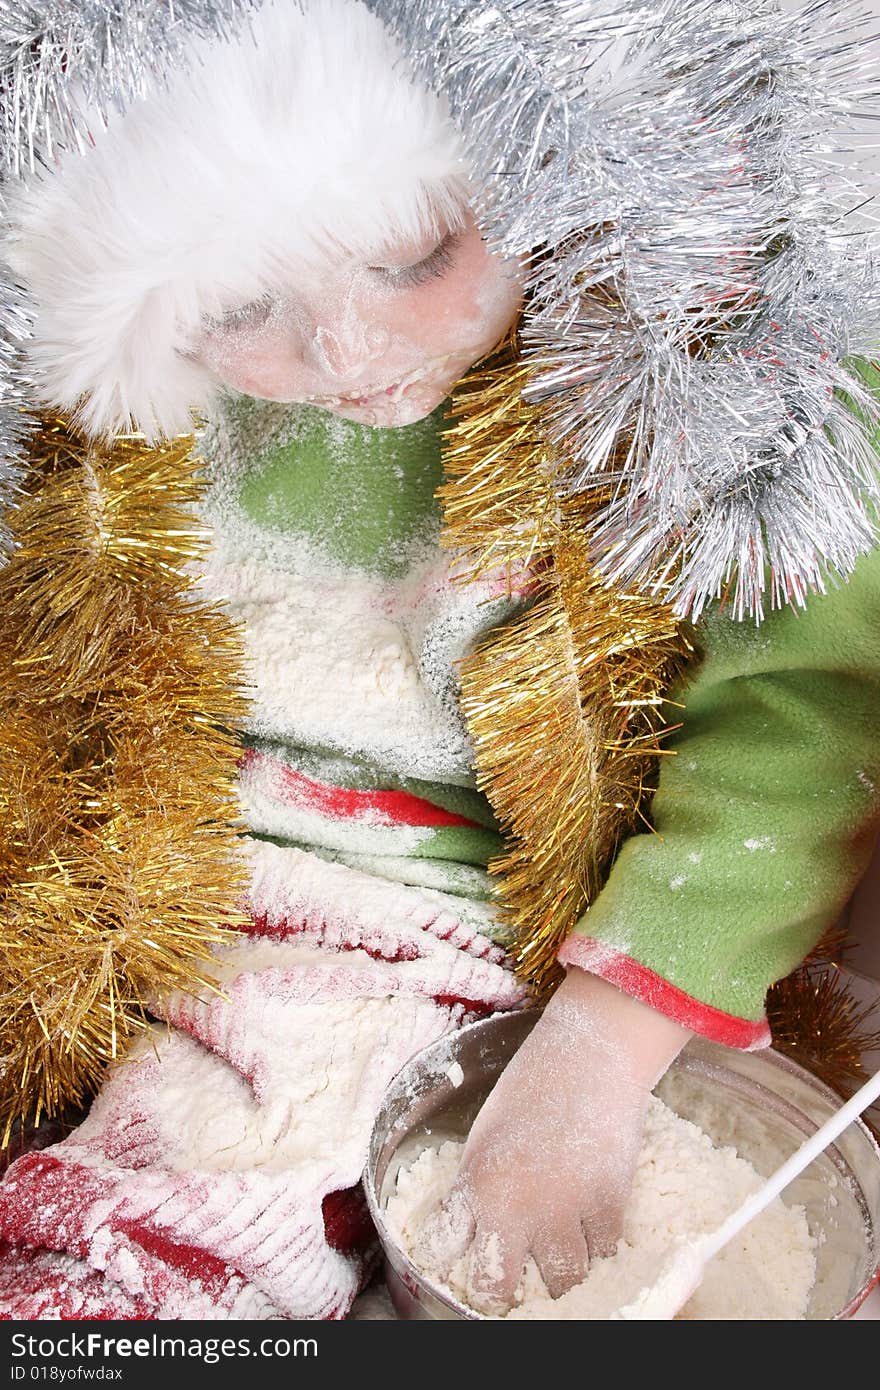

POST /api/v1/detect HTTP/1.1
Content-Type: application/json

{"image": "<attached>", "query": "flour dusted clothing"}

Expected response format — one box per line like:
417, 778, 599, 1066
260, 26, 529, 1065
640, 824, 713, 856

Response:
0, 854, 522, 1318
203, 388, 880, 1040
2, 389, 880, 1318
198, 396, 514, 912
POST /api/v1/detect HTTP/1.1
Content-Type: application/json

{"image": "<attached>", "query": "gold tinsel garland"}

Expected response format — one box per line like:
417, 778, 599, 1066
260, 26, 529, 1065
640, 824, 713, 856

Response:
440, 334, 695, 993
0, 416, 248, 1144
768, 926, 880, 1123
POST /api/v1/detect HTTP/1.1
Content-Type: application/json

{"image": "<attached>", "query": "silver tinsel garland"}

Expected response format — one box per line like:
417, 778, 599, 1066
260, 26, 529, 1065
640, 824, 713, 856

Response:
0, 262, 33, 553
371, 0, 880, 619
0, 0, 262, 178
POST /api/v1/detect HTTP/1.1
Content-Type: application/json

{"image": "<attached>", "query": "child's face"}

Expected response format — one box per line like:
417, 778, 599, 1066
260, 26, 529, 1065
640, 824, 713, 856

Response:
195, 212, 522, 426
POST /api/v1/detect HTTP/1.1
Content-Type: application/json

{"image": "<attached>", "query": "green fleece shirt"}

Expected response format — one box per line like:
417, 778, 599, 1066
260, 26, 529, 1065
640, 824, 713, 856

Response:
564, 541, 880, 1031
200, 370, 880, 1040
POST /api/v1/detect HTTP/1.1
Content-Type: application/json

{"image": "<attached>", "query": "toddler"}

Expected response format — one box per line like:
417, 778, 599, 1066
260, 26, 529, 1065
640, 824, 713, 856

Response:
1, 0, 879, 1319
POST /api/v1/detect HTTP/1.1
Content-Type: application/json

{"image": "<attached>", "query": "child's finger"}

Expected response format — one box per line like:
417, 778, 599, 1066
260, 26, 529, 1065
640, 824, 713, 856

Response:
530, 1224, 590, 1300
584, 1199, 626, 1263
411, 1187, 474, 1278
465, 1222, 528, 1316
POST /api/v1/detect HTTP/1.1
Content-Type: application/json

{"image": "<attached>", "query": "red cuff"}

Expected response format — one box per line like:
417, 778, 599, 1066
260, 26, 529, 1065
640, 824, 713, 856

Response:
558, 936, 772, 1051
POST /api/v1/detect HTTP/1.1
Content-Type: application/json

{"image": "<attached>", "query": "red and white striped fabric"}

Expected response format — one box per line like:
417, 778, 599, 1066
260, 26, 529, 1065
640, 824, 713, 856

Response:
0, 844, 524, 1319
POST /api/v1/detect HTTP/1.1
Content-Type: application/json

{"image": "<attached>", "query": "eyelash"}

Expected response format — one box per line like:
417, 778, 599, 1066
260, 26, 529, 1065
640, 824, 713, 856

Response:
216, 295, 274, 333
369, 232, 459, 289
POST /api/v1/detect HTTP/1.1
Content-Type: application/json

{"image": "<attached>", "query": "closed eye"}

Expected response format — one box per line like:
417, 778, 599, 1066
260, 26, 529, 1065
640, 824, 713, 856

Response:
214, 294, 275, 334
368, 231, 459, 289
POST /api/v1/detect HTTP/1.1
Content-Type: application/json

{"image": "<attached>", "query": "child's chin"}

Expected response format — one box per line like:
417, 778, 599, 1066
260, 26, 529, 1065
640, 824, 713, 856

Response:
332, 388, 446, 429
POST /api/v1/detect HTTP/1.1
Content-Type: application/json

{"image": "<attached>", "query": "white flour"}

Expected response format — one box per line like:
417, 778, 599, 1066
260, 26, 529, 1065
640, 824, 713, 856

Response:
385, 1095, 817, 1320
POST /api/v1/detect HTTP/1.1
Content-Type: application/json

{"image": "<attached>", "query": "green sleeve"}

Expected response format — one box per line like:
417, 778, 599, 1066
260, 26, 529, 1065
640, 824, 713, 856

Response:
563, 369, 880, 1033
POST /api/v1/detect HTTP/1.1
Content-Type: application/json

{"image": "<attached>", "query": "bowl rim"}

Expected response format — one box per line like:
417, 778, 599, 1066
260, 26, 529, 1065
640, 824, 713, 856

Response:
363, 1009, 880, 1321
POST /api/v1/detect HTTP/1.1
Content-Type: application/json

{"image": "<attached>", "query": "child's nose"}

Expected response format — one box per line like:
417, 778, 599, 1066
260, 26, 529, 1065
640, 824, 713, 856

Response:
311, 323, 390, 378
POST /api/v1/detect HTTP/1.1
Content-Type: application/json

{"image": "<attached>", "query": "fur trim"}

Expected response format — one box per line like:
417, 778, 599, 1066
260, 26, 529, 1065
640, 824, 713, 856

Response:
3, 0, 467, 440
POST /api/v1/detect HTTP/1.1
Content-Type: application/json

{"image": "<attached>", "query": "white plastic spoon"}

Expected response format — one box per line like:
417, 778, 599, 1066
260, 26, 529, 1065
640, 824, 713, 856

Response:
614, 1063, 880, 1319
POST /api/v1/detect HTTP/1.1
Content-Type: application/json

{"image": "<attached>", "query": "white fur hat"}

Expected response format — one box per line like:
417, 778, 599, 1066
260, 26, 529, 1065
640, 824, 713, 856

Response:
3, 0, 467, 440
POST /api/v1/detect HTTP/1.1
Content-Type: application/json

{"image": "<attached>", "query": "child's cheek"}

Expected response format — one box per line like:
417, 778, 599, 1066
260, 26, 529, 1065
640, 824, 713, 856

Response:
384, 253, 519, 359
424, 243, 521, 356
199, 327, 304, 399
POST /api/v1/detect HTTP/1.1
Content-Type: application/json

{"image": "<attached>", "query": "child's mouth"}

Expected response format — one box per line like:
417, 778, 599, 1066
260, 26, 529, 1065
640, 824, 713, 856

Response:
340, 383, 404, 407
304, 360, 450, 410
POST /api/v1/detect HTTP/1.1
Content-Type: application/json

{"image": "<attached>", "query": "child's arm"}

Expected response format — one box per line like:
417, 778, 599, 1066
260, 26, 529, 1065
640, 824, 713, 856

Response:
423, 467, 880, 1311
561, 533, 880, 1038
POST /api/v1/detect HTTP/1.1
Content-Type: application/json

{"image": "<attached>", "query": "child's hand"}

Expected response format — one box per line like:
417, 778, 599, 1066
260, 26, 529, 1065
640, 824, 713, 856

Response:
414, 968, 691, 1314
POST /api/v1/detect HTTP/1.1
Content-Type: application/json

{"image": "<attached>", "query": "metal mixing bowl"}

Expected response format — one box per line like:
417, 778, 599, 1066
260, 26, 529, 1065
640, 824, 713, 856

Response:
363, 1009, 880, 1319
